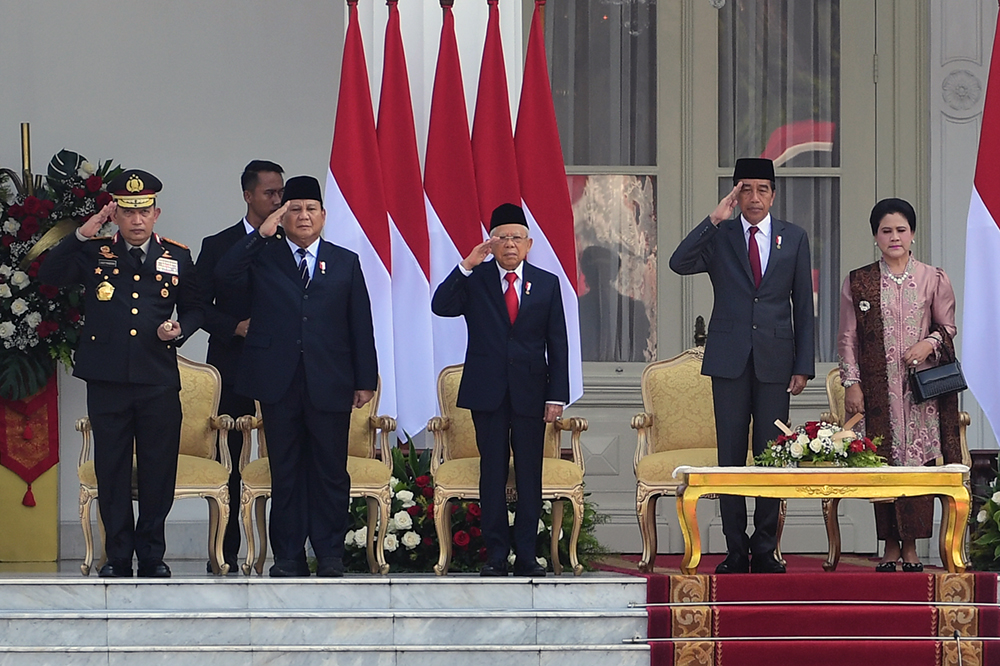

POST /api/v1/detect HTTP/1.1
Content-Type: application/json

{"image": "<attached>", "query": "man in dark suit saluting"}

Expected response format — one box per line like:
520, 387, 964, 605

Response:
432, 203, 570, 577
669, 158, 814, 574
215, 175, 377, 577
196, 160, 284, 572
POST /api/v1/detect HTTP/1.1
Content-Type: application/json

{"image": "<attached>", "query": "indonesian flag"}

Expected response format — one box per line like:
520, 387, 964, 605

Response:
425, 2, 482, 374
760, 119, 835, 167
515, 0, 583, 404
963, 10, 1000, 444
326, 0, 395, 418
377, 0, 435, 435
471, 0, 521, 223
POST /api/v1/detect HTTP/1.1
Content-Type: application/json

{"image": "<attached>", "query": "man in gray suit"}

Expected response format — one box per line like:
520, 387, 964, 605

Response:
669, 158, 814, 574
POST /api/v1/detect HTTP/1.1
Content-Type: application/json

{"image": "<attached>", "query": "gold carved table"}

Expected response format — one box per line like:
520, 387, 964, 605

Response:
673, 464, 971, 574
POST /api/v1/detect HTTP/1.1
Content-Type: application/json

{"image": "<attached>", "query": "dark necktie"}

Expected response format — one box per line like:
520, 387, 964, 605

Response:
748, 227, 762, 289
296, 248, 310, 288
504, 272, 519, 324
130, 247, 144, 269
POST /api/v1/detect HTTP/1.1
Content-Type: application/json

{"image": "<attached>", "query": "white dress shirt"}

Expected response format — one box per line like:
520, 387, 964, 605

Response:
242, 217, 255, 235
287, 237, 321, 279
741, 213, 772, 275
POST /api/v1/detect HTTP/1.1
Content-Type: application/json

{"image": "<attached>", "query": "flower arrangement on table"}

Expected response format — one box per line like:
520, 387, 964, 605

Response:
754, 414, 886, 468
971, 477, 1000, 571
342, 440, 608, 573
0, 150, 121, 400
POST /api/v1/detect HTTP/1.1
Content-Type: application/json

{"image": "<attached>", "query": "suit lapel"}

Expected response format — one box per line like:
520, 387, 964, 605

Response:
726, 219, 755, 286
274, 237, 305, 288
757, 218, 785, 290
483, 259, 512, 327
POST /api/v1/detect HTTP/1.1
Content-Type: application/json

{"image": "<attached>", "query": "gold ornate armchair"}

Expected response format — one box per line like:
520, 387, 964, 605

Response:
819, 367, 972, 570
427, 364, 588, 576
632, 347, 783, 572
237, 379, 397, 575
75, 355, 234, 576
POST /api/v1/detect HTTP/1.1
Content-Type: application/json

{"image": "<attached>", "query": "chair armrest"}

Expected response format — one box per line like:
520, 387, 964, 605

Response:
427, 416, 451, 477
554, 416, 588, 473
210, 414, 235, 473
631, 412, 653, 474
370, 415, 397, 468
235, 414, 260, 472
960, 411, 972, 469
75, 417, 92, 468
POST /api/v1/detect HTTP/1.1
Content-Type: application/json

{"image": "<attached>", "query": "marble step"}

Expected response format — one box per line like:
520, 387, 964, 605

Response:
0, 643, 651, 666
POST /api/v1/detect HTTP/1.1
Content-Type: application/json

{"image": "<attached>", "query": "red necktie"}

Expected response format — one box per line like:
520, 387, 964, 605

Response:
504, 272, 519, 324
748, 226, 762, 289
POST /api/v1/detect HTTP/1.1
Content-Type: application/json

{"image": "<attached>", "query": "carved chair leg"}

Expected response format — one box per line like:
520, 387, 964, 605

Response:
207, 498, 221, 574
775, 499, 787, 566
375, 493, 390, 575
212, 491, 230, 575
241, 491, 256, 576
550, 499, 564, 575
433, 494, 453, 576
253, 496, 269, 575
568, 491, 585, 575
636, 490, 658, 574
80, 493, 95, 576
822, 498, 842, 572
365, 497, 378, 574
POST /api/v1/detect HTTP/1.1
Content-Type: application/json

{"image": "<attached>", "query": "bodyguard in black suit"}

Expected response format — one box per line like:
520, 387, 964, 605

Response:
196, 160, 284, 571
39, 170, 203, 578
432, 204, 569, 577
215, 176, 377, 578
669, 158, 814, 574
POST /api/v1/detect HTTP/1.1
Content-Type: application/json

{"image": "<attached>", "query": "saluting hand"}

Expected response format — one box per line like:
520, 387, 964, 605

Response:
80, 202, 116, 238
460, 239, 494, 272
710, 182, 742, 226
259, 202, 289, 238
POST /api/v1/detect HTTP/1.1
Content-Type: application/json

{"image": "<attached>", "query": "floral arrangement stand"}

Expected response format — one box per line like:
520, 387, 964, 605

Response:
672, 463, 971, 574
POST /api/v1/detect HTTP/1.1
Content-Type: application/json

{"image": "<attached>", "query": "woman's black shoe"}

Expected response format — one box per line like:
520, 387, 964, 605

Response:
901, 561, 924, 573
875, 561, 897, 572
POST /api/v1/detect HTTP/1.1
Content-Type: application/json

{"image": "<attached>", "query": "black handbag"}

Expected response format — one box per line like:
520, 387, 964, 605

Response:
909, 357, 967, 404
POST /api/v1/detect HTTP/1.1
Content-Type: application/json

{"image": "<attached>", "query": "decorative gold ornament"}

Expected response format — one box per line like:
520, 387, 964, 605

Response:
96, 281, 115, 301
161, 288, 169, 298
126, 174, 144, 193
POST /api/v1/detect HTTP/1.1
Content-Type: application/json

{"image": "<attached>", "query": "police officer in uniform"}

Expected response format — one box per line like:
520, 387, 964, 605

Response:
39, 170, 203, 578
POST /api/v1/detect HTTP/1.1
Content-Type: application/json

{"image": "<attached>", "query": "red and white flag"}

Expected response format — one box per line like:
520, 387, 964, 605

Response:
514, 0, 583, 404
377, 0, 435, 435
963, 11, 1000, 444
425, 2, 482, 374
326, 0, 395, 418
471, 0, 521, 223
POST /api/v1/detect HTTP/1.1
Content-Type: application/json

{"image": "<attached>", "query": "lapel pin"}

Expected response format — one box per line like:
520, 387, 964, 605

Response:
319, 261, 326, 275
776, 235, 782, 250
524, 281, 531, 296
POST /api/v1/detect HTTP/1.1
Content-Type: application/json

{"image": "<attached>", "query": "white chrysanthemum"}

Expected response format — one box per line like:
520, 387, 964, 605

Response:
393, 510, 413, 531
536, 557, 547, 568
2, 219, 18, 234
537, 519, 545, 534
396, 489, 415, 507
10, 272, 29, 289
809, 439, 824, 453
384, 533, 399, 552
401, 530, 420, 550
353, 526, 368, 548
0, 284, 11, 298
10, 298, 28, 316
542, 500, 552, 513
508, 511, 516, 527
789, 442, 805, 459
24, 312, 41, 328
817, 428, 834, 438
992, 491, 1000, 504
0, 322, 14, 339
978, 510, 988, 524
0, 265, 10, 277
78, 161, 96, 176
345, 530, 356, 547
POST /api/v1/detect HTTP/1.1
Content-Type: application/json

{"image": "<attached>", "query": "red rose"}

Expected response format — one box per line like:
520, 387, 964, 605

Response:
453, 530, 470, 548
478, 547, 488, 562
469, 526, 481, 538
467, 502, 482, 518
451, 504, 459, 514
37, 321, 59, 338
425, 503, 434, 519
804, 422, 820, 439
422, 537, 433, 547
67, 307, 81, 323
415, 475, 431, 488
72, 187, 87, 199
38, 284, 59, 299
7, 203, 23, 218
849, 440, 864, 453
27, 261, 41, 278
18, 216, 40, 240
406, 505, 421, 517
22, 197, 42, 216
86, 175, 103, 193
96, 191, 113, 208
2, 235, 13, 248
422, 486, 434, 499
41, 199, 55, 215
865, 438, 877, 452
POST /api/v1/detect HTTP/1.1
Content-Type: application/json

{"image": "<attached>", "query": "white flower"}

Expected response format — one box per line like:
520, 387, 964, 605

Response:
859, 300, 871, 312
401, 530, 420, 550
542, 500, 552, 513
393, 510, 413, 531
24, 312, 41, 328
789, 442, 805, 458
390, 476, 400, 488
78, 161, 96, 176
508, 511, 516, 527
2, 219, 18, 234
384, 533, 399, 552
0, 284, 11, 298
991, 491, 1000, 504
796, 433, 810, 446
978, 509, 988, 524
536, 557, 547, 569
809, 439, 824, 453
10, 272, 29, 289
396, 489, 415, 507
345, 530, 356, 547
385, 517, 398, 533
0, 322, 14, 339
0, 265, 10, 277
817, 428, 834, 438
832, 440, 847, 454
537, 519, 545, 534
10, 298, 28, 316
353, 526, 368, 548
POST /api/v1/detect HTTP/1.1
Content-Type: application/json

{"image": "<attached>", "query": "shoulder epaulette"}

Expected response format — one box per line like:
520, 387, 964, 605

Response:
160, 237, 189, 250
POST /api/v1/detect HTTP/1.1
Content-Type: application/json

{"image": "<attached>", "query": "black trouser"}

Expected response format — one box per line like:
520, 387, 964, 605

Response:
217, 386, 255, 561
87, 381, 181, 563
260, 361, 351, 565
711, 352, 789, 557
472, 391, 546, 565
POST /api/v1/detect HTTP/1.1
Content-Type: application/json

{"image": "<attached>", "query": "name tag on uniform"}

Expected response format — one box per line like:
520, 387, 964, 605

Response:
155, 257, 179, 275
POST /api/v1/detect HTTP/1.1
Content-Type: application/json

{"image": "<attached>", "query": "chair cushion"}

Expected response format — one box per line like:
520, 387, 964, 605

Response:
238, 455, 392, 489
635, 448, 719, 484
434, 457, 584, 489
78, 455, 229, 489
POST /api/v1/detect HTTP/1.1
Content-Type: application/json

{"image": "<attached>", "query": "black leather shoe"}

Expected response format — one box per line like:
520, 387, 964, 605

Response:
750, 551, 786, 573
98, 559, 133, 578
480, 561, 509, 577
317, 557, 345, 578
269, 560, 310, 578
137, 560, 171, 578
715, 551, 750, 574
513, 561, 546, 577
